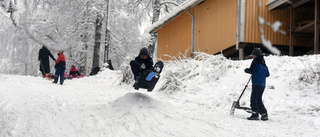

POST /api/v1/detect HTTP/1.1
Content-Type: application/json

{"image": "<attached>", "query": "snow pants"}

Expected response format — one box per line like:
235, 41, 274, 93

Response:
53, 67, 65, 84
250, 85, 268, 114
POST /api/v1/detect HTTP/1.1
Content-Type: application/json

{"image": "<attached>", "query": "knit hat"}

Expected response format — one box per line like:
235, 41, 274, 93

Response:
252, 48, 262, 56
139, 48, 149, 56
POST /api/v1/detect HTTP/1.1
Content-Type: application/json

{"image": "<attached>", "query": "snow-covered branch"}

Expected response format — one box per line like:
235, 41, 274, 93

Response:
257, 0, 282, 55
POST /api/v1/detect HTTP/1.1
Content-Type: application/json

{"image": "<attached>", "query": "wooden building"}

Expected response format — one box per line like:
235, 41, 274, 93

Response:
268, 0, 319, 56
148, 0, 319, 60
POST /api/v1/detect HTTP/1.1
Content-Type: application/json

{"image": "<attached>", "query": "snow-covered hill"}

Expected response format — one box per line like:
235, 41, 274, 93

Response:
0, 54, 319, 137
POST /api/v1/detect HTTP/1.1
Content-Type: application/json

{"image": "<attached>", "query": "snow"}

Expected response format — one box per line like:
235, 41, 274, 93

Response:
267, 0, 277, 5
260, 34, 281, 55
1, 53, 320, 137
271, 21, 282, 33
258, 15, 282, 55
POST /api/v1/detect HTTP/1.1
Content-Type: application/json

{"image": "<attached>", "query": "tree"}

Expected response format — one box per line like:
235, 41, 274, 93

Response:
0, 0, 109, 76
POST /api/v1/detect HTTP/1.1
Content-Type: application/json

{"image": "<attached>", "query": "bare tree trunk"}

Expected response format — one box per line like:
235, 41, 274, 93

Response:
92, 14, 102, 68
104, 0, 110, 63
80, 1, 90, 76
148, 0, 161, 58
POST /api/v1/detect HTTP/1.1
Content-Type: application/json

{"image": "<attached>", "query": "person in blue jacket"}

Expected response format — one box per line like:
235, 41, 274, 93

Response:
130, 47, 153, 86
245, 48, 270, 121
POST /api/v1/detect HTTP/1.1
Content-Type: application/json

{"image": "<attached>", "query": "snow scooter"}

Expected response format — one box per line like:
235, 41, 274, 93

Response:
230, 77, 253, 115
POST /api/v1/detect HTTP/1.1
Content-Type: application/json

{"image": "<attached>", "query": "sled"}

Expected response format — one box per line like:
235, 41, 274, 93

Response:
64, 72, 84, 80
134, 61, 164, 92
44, 73, 54, 80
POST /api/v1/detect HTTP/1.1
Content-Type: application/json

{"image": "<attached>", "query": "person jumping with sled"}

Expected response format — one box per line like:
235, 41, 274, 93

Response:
130, 47, 164, 91
130, 47, 154, 87
244, 48, 270, 121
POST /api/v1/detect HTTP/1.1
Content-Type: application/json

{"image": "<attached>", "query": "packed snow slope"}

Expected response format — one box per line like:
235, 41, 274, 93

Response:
0, 53, 320, 137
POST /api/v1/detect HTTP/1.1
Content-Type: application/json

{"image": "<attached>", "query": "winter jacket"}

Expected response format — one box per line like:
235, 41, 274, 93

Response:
245, 56, 270, 88
55, 53, 66, 69
134, 55, 153, 70
38, 46, 55, 73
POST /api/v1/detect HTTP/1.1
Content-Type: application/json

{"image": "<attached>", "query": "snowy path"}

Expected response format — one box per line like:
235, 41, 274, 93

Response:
1, 55, 320, 137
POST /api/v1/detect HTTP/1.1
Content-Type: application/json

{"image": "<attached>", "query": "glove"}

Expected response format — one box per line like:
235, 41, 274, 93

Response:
244, 68, 249, 73
140, 63, 146, 70
154, 66, 161, 73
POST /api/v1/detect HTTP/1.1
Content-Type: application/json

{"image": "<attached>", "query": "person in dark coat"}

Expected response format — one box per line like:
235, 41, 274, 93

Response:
244, 48, 270, 121
107, 59, 114, 70
130, 47, 154, 86
53, 51, 66, 85
38, 46, 56, 77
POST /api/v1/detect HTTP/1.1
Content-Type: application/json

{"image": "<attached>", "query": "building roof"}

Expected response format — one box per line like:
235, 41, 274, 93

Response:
147, 0, 204, 34
267, 0, 290, 11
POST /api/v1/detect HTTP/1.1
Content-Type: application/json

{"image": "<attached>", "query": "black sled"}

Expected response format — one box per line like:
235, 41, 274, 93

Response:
230, 77, 253, 115
134, 61, 164, 92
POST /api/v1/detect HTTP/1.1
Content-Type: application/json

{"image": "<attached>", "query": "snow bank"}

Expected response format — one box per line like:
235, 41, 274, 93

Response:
156, 53, 320, 121
0, 53, 320, 137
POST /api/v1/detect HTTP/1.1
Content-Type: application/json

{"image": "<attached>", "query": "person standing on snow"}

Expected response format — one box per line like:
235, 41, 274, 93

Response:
38, 46, 56, 77
53, 51, 66, 85
107, 59, 114, 70
130, 47, 153, 86
244, 48, 270, 121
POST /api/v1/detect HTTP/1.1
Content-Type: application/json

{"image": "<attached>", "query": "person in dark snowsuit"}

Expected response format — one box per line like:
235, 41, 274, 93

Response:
107, 59, 114, 70
130, 47, 154, 86
38, 46, 56, 77
245, 48, 270, 121
53, 51, 66, 85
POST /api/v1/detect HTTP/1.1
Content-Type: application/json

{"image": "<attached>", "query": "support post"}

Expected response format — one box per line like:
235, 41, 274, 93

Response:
315, 0, 319, 54
289, 6, 294, 56
239, 48, 244, 60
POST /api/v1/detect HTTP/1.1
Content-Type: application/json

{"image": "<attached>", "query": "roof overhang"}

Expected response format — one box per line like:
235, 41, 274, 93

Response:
147, 0, 204, 34
267, 0, 291, 11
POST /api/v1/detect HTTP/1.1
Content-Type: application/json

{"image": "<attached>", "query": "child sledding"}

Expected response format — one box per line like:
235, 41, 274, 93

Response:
64, 65, 84, 79
130, 47, 164, 92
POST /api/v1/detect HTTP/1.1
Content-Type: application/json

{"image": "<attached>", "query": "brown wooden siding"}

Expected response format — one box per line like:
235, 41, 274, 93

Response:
157, 9, 194, 61
195, 0, 237, 55
244, 0, 290, 45
156, 0, 292, 61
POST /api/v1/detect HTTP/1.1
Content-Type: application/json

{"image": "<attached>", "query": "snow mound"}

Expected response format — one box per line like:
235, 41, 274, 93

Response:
157, 53, 234, 94
110, 92, 160, 108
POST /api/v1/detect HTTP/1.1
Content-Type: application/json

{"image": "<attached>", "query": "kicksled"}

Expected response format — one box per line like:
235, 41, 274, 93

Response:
230, 77, 253, 116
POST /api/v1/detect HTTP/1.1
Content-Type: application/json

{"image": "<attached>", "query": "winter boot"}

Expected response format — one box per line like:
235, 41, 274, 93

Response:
133, 76, 140, 87
260, 113, 268, 121
247, 112, 259, 120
